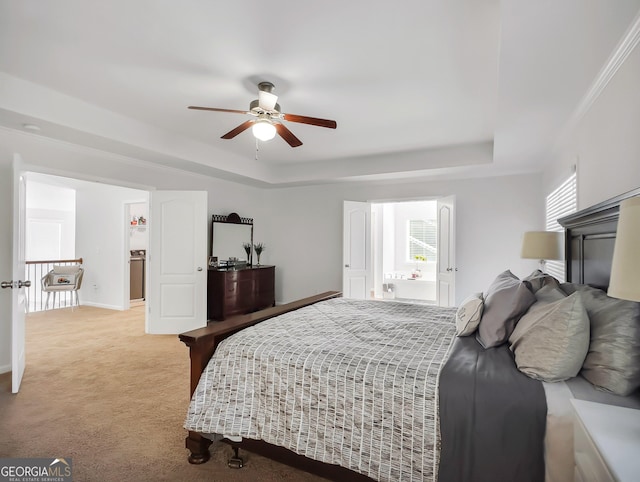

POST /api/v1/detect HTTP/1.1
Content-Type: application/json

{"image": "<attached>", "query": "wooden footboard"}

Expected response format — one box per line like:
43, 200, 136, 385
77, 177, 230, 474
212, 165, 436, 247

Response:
179, 290, 342, 464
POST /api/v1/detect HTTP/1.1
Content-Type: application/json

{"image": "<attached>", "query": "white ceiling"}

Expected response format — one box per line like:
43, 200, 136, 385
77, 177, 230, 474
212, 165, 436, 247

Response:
0, 1, 638, 187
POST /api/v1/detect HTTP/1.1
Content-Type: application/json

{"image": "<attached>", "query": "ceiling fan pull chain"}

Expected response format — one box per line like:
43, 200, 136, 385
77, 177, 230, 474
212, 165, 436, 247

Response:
255, 138, 259, 161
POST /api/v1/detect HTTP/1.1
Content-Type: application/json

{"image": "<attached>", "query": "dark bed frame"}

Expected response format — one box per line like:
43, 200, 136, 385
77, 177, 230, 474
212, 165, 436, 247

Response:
559, 186, 640, 289
179, 186, 639, 481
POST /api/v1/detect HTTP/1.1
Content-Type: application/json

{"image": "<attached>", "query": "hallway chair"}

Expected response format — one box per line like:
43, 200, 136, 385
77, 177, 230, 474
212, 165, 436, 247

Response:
41, 265, 84, 309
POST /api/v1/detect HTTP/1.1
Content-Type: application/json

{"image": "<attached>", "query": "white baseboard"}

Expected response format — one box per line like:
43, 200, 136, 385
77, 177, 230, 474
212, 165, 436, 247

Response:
0, 363, 11, 374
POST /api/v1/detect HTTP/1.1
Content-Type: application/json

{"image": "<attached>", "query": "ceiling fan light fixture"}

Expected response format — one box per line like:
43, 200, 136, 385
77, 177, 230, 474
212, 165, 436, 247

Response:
188, 80, 336, 148
252, 119, 276, 141
258, 90, 278, 111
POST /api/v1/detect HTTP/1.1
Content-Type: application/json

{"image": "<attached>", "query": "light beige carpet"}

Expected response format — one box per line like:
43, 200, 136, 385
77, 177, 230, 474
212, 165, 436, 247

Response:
0, 305, 329, 482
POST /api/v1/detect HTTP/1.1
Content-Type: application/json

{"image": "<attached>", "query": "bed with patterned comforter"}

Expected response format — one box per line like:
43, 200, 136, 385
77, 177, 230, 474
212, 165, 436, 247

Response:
185, 298, 457, 482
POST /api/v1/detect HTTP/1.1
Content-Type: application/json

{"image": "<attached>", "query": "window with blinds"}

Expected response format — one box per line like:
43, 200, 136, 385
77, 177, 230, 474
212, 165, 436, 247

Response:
408, 219, 437, 262
545, 172, 577, 281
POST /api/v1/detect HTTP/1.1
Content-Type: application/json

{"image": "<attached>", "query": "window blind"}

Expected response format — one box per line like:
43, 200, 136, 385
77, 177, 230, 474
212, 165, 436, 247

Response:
545, 173, 577, 281
408, 219, 437, 261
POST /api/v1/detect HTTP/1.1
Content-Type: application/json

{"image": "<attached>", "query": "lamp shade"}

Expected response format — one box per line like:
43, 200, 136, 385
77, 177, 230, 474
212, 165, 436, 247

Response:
521, 231, 562, 260
608, 196, 640, 302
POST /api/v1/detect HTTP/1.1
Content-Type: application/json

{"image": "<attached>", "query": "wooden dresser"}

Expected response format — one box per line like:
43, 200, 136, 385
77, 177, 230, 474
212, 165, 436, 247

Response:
207, 265, 275, 321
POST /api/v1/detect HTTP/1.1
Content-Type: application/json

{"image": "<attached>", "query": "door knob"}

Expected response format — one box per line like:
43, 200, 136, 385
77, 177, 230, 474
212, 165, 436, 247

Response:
1, 281, 12, 289
345, 264, 350, 268
197, 267, 203, 271
18, 280, 31, 288
446, 267, 452, 272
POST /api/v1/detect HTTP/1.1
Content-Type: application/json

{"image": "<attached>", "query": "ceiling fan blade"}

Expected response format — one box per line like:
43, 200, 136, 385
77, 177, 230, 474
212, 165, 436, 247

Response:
282, 113, 337, 129
221, 120, 254, 139
275, 123, 303, 148
188, 106, 250, 115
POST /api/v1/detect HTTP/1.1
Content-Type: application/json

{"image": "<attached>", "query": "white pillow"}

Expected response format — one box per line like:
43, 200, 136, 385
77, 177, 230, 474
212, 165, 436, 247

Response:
455, 292, 484, 336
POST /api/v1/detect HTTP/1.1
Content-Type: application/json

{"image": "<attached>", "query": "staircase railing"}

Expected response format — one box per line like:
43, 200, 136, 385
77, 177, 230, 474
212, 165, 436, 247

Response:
25, 258, 83, 312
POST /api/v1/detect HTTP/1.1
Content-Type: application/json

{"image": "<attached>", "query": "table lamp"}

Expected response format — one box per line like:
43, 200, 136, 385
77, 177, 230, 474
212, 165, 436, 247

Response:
521, 231, 562, 273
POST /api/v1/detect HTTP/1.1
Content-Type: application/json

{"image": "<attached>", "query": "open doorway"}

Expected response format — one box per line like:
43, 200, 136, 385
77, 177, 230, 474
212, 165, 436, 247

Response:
372, 200, 438, 304
343, 197, 455, 306
24, 172, 149, 312
127, 202, 148, 307
12, 169, 207, 392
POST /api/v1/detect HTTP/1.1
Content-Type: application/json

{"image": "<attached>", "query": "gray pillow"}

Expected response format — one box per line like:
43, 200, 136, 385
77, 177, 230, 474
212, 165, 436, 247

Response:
561, 283, 640, 396
476, 270, 536, 349
509, 292, 590, 382
523, 269, 560, 293
455, 292, 484, 336
534, 284, 567, 304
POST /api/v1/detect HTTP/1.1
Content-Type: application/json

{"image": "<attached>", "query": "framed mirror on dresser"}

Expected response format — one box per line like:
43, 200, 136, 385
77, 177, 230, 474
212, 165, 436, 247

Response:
208, 213, 275, 321
211, 212, 254, 267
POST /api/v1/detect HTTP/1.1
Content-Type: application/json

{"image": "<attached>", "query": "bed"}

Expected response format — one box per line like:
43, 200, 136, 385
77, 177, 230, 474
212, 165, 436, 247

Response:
180, 187, 640, 481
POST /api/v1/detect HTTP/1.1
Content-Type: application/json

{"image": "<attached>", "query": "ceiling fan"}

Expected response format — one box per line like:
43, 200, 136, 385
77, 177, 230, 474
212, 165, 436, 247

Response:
188, 82, 337, 148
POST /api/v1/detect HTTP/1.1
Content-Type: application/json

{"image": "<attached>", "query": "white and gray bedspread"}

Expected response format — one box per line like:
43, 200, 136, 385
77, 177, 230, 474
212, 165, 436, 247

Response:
185, 298, 457, 482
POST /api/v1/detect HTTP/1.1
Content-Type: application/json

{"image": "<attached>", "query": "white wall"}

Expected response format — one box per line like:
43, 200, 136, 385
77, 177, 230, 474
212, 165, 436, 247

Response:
544, 36, 640, 207
380, 203, 395, 277
266, 173, 544, 306
75, 183, 148, 310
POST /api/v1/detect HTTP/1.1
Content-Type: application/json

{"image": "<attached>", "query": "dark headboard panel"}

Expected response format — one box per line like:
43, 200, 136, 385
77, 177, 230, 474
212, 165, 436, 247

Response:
559, 187, 640, 290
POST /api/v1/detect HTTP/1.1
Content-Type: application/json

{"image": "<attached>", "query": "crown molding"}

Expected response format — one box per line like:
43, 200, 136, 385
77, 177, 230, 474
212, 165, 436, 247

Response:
574, 12, 640, 121
554, 10, 640, 151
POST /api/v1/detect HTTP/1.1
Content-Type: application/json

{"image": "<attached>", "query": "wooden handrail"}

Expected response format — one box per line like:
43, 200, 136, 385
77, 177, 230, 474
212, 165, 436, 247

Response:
26, 258, 83, 265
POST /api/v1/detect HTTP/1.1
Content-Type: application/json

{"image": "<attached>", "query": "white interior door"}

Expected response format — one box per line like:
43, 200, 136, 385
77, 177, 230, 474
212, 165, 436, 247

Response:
11, 155, 27, 393
343, 200, 371, 299
147, 191, 207, 334
437, 196, 456, 307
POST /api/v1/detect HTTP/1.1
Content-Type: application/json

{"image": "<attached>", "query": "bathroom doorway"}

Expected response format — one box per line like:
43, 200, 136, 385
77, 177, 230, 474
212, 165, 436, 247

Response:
343, 196, 455, 306
371, 197, 455, 306
372, 200, 438, 303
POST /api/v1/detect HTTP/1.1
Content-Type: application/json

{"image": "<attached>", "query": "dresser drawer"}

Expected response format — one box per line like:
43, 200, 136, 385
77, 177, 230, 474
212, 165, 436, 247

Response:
224, 279, 238, 298
208, 266, 275, 320
224, 270, 239, 281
